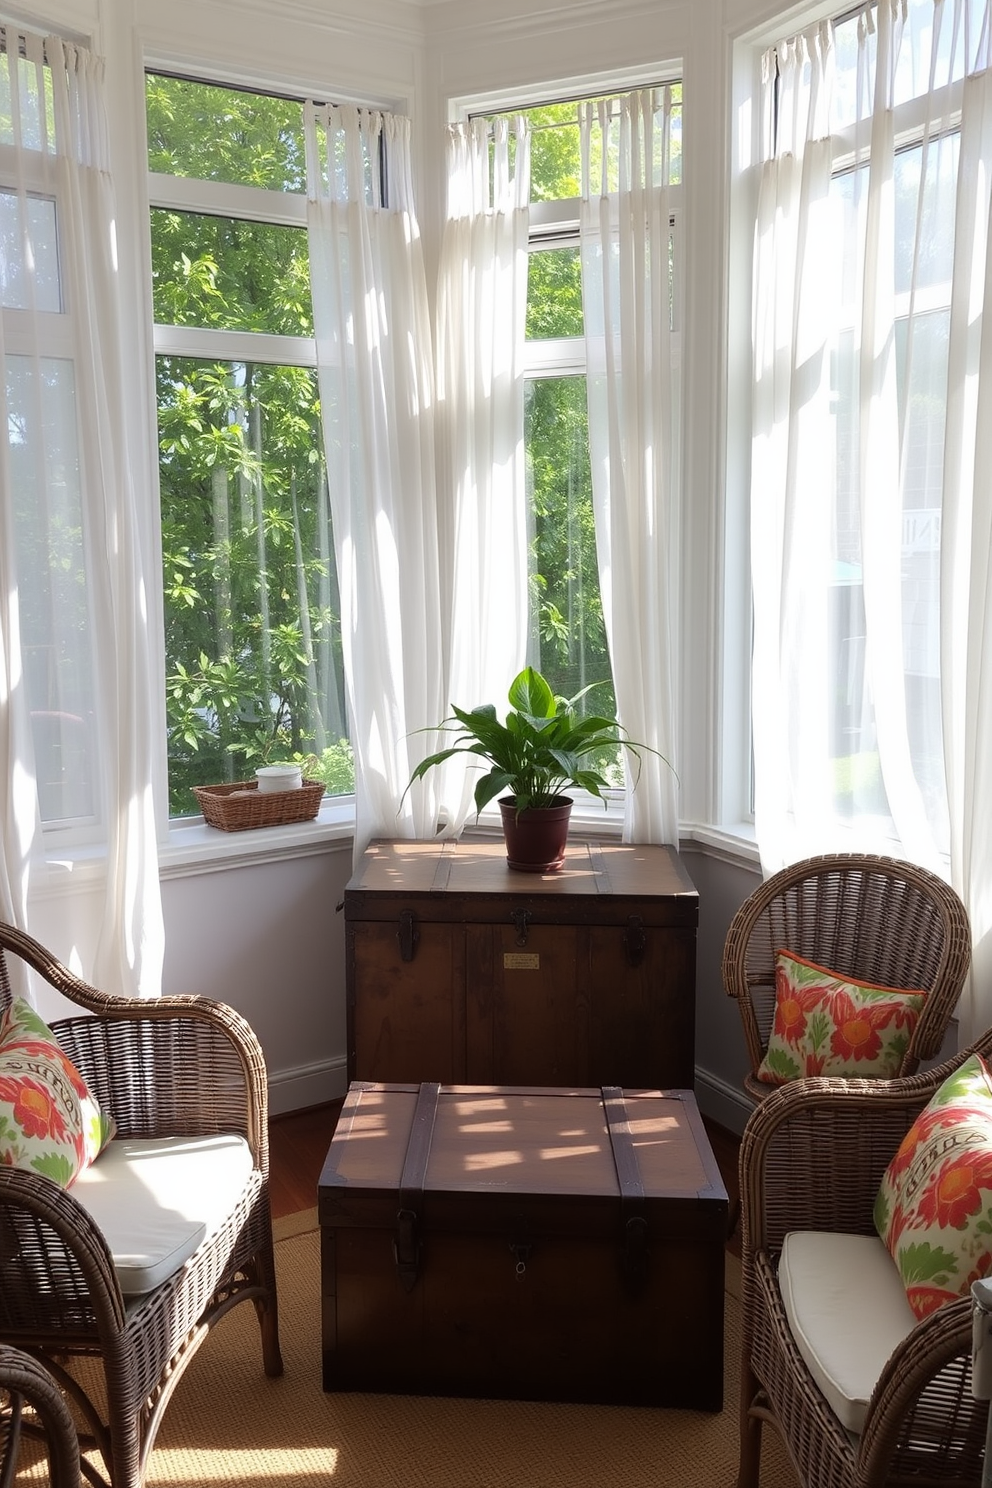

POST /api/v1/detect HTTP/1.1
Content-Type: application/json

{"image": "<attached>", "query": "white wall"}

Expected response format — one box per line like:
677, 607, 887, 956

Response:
14, 0, 804, 1135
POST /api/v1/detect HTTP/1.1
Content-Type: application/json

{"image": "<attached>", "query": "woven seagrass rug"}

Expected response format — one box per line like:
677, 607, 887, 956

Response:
17, 1210, 799, 1487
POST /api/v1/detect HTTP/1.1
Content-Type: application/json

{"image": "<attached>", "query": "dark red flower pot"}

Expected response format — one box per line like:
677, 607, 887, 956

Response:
498, 796, 573, 873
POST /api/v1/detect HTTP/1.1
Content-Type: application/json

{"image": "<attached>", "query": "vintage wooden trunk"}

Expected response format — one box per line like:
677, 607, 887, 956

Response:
319, 1081, 727, 1409
345, 837, 699, 1091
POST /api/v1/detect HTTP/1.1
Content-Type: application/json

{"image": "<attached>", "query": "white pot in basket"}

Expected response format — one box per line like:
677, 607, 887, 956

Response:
256, 764, 303, 793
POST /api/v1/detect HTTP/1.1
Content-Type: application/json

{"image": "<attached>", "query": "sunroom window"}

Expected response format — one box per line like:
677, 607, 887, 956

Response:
146, 72, 352, 818
478, 89, 682, 785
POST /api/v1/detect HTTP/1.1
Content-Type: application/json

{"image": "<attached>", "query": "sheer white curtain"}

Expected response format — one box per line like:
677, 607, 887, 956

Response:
0, 30, 163, 999
579, 90, 679, 844
434, 116, 531, 833
750, 23, 841, 872
750, 0, 992, 1038
305, 104, 443, 861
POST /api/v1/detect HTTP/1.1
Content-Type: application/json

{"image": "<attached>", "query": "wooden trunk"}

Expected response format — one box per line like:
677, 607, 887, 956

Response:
319, 1081, 728, 1409
345, 838, 699, 1090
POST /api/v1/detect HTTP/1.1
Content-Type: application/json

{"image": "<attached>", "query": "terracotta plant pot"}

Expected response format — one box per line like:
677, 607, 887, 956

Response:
498, 796, 573, 873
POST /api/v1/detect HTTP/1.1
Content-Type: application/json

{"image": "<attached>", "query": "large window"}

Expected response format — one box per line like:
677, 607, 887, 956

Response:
743, 0, 985, 861
146, 74, 352, 818
480, 91, 682, 781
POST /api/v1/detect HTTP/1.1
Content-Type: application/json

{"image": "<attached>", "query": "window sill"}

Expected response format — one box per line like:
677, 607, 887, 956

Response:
158, 797, 356, 879
40, 797, 762, 889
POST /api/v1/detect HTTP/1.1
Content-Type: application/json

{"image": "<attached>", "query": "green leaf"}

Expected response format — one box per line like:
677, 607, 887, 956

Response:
898, 1241, 960, 1286
31, 1151, 76, 1187
761, 1047, 802, 1082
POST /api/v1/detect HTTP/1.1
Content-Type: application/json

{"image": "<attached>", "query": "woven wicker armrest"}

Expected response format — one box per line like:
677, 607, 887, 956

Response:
0, 1165, 126, 1337
738, 1073, 947, 1256
0, 1342, 82, 1487
858, 1294, 983, 1482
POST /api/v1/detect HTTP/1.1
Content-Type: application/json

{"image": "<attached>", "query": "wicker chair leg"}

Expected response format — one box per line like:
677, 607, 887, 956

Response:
255, 1283, 284, 1379
736, 1363, 764, 1488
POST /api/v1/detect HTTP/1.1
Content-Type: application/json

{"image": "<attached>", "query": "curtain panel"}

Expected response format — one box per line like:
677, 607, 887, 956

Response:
305, 103, 444, 862
749, 0, 992, 1039
433, 115, 531, 834
0, 30, 163, 999
579, 89, 680, 845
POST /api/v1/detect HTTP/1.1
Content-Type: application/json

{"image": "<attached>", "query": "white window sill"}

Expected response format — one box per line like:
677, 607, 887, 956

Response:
40, 796, 762, 888
158, 796, 356, 878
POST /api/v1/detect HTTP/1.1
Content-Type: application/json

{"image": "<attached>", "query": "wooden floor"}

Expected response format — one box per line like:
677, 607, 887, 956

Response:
268, 1099, 742, 1253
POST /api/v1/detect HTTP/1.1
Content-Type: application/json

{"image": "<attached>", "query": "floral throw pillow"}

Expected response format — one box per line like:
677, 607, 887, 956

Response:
755, 949, 928, 1085
0, 997, 114, 1188
874, 1052, 992, 1320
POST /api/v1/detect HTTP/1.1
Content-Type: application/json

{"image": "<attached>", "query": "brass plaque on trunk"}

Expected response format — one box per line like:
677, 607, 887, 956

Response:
504, 952, 540, 970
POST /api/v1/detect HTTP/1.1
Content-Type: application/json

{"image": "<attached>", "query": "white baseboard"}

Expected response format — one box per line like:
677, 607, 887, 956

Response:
268, 1056, 349, 1117
693, 1066, 753, 1137
267, 1057, 755, 1134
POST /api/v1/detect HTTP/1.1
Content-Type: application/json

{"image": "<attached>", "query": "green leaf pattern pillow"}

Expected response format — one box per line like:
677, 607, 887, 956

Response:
0, 997, 114, 1187
755, 950, 927, 1085
875, 1052, 992, 1320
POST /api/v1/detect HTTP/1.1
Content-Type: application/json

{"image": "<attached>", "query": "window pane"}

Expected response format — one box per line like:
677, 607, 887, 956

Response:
526, 247, 582, 338
150, 209, 312, 336
145, 74, 306, 192
0, 190, 60, 310
827, 131, 953, 844
157, 356, 351, 814
525, 375, 620, 778
7, 355, 96, 822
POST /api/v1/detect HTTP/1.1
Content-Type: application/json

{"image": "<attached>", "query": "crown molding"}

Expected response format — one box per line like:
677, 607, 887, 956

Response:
424, 0, 687, 44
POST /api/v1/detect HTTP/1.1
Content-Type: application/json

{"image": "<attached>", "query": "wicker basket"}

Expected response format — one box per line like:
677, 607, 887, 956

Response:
192, 778, 326, 832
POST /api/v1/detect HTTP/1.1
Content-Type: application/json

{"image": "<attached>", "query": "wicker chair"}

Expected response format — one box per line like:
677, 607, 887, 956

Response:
722, 853, 972, 1101
0, 922, 283, 1488
736, 1031, 992, 1488
0, 1343, 81, 1486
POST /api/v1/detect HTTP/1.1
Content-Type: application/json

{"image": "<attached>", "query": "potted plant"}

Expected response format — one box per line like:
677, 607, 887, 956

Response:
406, 667, 667, 872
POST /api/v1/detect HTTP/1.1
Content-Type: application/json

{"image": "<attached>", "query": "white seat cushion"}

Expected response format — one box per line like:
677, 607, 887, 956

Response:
778, 1231, 918, 1435
71, 1134, 254, 1296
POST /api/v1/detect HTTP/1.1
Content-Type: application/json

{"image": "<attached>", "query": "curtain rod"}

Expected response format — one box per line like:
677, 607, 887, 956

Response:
472, 83, 679, 132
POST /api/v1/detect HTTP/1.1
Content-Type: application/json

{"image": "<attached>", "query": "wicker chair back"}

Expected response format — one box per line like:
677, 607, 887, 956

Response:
722, 852, 972, 1100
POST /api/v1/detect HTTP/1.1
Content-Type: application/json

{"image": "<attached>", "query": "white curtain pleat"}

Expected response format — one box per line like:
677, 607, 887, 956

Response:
0, 31, 163, 999
579, 90, 679, 843
434, 116, 531, 833
305, 104, 444, 863
750, 26, 845, 870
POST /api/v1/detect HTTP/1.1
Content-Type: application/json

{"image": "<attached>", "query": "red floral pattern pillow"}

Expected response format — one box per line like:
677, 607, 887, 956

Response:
0, 997, 114, 1188
874, 1052, 992, 1320
755, 950, 928, 1085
